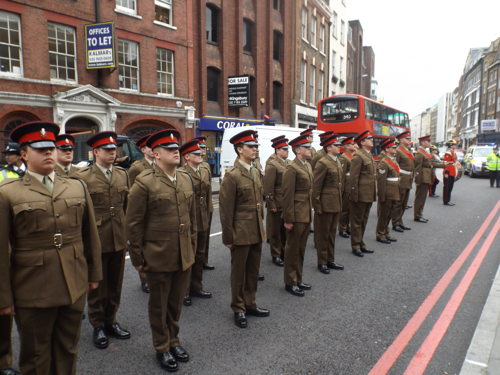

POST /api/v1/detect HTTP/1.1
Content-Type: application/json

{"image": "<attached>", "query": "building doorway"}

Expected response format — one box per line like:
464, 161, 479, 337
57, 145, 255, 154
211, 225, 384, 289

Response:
65, 117, 99, 134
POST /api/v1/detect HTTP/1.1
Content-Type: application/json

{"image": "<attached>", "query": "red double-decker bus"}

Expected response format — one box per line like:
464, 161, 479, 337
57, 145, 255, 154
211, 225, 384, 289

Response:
317, 94, 410, 155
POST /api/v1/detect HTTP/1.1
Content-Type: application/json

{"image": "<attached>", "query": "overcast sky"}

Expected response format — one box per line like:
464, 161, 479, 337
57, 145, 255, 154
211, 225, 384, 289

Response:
347, 0, 500, 118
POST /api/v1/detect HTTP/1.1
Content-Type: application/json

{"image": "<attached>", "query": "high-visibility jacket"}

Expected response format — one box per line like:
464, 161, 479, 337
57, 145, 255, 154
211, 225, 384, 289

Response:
0, 168, 19, 182
487, 152, 500, 171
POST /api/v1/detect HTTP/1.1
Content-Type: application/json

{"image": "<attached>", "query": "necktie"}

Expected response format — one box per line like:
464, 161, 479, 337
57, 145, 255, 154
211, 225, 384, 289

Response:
196, 169, 200, 177
43, 176, 53, 193
172, 179, 176, 187
106, 169, 112, 181
64, 166, 69, 175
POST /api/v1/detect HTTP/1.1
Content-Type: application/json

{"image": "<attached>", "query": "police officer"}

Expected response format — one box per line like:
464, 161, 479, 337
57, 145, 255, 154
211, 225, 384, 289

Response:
376, 138, 400, 244
443, 139, 458, 206
313, 134, 344, 274
263, 136, 289, 267
54, 134, 81, 177
195, 136, 216, 271
76, 132, 131, 349
392, 131, 414, 232
0, 121, 102, 375
2, 143, 26, 177
219, 130, 269, 328
128, 133, 155, 293
338, 136, 356, 238
126, 129, 196, 372
282, 133, 313, 297
349, 131, 376, 257
179, 139, 213, 306
487, 145, 500, 187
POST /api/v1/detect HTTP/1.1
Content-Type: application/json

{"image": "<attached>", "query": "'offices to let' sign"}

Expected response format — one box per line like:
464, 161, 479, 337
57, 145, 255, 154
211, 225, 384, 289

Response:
85, 22, 115, 69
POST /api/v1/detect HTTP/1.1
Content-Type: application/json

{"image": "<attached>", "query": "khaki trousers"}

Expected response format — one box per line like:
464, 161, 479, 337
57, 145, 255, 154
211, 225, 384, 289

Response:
0, 315, 13, 369
349, 201, 372, 250
15, 294, 86, 375
414, 183, 429, 219
339, 191, 351, 232
284, 223, 310, 286
392, 188, 410, 226
88, 250, 125, 327
147, 270, 190, 353
230, 243, 262, 313
376, 199, 397, 238
314, 212, 340, 264
266, 210, 286, 258
189, 230, 207, 293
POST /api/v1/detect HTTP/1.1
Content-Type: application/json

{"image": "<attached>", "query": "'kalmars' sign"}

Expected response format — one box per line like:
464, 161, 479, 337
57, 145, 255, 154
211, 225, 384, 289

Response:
228, 75, 250, 107
481, 119, 498, 132
85, 22, 115, 69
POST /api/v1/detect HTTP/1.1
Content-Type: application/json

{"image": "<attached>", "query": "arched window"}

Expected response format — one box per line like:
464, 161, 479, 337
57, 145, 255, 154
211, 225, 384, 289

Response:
207, 67, 220, 102
206, 4, 219, 44
273, 81, 282, 111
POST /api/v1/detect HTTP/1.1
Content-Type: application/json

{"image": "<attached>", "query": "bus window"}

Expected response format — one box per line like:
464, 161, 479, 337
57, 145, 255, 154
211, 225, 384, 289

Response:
365, 101, 374, 120
387, 109, 394, 125
320, 97, 359, 122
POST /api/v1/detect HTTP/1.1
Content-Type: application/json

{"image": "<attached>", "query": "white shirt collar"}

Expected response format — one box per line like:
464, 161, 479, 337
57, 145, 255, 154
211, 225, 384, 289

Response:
27, 170, 55, 184
96, 162, 112, 176
239, 160, 252, 172
57, 163, 71, 171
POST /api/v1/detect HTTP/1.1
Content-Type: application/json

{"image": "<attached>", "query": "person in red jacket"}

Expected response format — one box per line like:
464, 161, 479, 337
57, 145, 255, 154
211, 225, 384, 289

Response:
443, 139, 458, 206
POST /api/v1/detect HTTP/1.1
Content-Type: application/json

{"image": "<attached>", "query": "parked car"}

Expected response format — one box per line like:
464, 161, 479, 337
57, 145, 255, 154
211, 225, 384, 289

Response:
455, 148, 466, 165
463, 145, 493, 177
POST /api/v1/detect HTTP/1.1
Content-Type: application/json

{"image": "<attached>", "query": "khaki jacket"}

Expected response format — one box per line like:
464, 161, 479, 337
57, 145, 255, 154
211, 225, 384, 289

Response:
312, 155, 343, 213
377, 156, 401, 202
200, 161, 213, 213
414, 148, 435, 185
0, 173, 102, 309
219, 160, 265, 246
282, 158, 313, 224
349, 148, 377, 203
128, 158, 154, 186
54, 164, 82, 178
310, 148, 326, 170
263, 156, 288, 211
126, 168, 196, 272
179, 164, 212, 232
75, 164, 128, 253
396, 146, 414, 189
340, 152, 354, 193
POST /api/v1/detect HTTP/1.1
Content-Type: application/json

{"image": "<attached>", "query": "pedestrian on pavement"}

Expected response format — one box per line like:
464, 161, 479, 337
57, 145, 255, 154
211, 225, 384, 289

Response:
443, 139, 459, 206
339, 136, 356, 238
428, 145, 440, 198
376, 138, 401, 244
349, 130, 376, 257
487, 145, 500, 188
179, 139, 213, 307
126, 129, 196, 372
128, 133, 155, 294
392, 131, 414, 232
54, 134, 81, 178
76, 132, 131, 349
313, 134, 345, 274
263, 136, 289, 267
1, 143, 26, 177
282, 134, 314, 297
0, 121, 102, 375
219, 129, 269, 328
195, 136, 216, 271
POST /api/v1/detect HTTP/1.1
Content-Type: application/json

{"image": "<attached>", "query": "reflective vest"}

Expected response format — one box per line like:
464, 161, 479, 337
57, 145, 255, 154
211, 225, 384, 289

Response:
0, 168, 19, 182
487, 152, 500, 171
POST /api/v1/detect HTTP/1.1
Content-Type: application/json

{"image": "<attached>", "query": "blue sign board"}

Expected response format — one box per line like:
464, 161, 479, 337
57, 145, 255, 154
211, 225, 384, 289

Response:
199, 115, 269, 131
85, 22, 115, 69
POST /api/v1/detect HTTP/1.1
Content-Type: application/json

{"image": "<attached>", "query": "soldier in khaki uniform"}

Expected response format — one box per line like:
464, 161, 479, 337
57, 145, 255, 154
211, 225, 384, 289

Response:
349, 130, 376, 257
126, 129, 196, 372
128, 134, 155, 293
282, 134, 313, 297
219, 130, 269, 329
76, 132, 131, 349
313, 134, 345, 275
179, 139, 213, 306
376, 138, 401, 244
300, 128, 316, 162
392, 131, 414, 232
263, 136, 289, 267
196, 137, 215, 271
310, 131, 334, 170
54, 134, 82, 178
0, 121, 102, 375
413, 135, 443, 222
339, 136, 356, 238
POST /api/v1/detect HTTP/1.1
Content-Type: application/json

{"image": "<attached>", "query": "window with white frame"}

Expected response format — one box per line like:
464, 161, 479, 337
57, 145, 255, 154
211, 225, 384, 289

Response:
340, 56, 344, 79
301, 7, 308, 40
118, 39, 139, 90
48, 23, 76, 81
332, 50, 336, 76
317, 71, 324, 103
155, 0, 173, 26
116, 0, 137, 15
0, 11, 22, 75
300, 60, 307, 102
309, 65, 316, 105
340, 20, 345, 45
332, 12, 338, 39
156, 48, 174, 95
319, 24, 325, 53
310, 17, 316, 47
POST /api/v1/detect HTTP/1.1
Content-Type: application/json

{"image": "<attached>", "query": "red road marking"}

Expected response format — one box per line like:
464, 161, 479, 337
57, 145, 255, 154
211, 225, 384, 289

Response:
403, 217, 500, 374
369, 200, 500, 375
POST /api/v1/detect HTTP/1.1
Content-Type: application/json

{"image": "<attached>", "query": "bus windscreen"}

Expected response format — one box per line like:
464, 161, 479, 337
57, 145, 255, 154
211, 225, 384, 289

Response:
321, 98, 359, 122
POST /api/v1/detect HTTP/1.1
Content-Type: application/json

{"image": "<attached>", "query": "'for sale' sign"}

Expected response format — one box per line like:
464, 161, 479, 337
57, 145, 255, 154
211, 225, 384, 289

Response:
85, 22, 115, 69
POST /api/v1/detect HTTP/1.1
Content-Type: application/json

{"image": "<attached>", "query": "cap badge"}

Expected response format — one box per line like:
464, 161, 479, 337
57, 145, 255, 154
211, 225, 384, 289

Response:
251, 134, 255, 140
109, 136, 113, 143
65, 138, 70, 144
170, 133, 174, 140
40, 128, 46, 137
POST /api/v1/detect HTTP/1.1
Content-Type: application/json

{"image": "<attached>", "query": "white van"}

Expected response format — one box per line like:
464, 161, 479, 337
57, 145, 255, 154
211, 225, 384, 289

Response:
219, 125, 323, 178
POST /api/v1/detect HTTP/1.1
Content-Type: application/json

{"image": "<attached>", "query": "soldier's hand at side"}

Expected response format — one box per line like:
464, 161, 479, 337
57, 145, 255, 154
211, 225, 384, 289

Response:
0, 305, 14, 315
271, 208, 278, 213
88, 282, 99, 291
284, 223, 294, 231
226, 244, 233, 249
316, 211, 322, 215
135, 265, 145, 273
